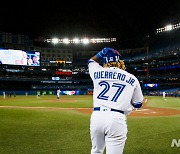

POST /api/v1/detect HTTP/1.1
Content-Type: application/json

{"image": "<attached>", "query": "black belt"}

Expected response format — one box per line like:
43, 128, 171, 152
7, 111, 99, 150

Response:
94, 107, 124, 114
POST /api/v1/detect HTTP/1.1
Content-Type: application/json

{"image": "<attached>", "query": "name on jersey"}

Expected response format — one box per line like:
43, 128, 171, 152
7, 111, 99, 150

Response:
94, 71, 135, 86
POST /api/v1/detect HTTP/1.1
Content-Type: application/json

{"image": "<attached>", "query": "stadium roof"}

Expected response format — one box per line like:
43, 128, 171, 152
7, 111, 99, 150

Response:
0, 0, 180, 48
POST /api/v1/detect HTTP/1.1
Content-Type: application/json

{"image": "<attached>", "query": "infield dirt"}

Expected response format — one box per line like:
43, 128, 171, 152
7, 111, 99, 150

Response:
0, 98, 180, 117
75, 98, 180, 117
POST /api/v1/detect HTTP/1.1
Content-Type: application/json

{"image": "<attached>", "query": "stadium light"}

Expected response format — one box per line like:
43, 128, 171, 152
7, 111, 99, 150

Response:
156, 22, 180, 33
82, 38, 89, 44
52, 38, 59, 44
72, 38, 80, 44
63, 38, 70, 44
45, 37, 116, 44
165, 25, 172, 31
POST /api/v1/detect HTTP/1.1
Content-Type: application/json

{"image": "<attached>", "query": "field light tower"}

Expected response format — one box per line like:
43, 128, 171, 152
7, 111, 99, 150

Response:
63, 38, 70, 44
156, 22, 180, 33
82, 38, 89, 44
72, 38, 79, 44
165, 25, 172, 31
52, 38, 59, 44
45, 37, 116, 44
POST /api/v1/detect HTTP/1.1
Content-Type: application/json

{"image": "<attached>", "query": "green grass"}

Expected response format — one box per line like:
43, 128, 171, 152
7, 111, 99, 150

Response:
125, 115, 180, 154
0, 108, 91, 154
146, 96, 180, 110
0, 95, 93, 108
0, 95, 180, 154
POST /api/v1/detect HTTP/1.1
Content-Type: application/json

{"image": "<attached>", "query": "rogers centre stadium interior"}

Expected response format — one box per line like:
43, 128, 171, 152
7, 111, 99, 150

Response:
0, 28, 179, 97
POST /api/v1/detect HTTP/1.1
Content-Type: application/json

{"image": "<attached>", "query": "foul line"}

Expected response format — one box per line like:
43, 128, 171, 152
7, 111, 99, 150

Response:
0, 106, 92, 110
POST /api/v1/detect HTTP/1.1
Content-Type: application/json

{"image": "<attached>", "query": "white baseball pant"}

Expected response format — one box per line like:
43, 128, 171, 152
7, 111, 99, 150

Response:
90, 110, 127, 154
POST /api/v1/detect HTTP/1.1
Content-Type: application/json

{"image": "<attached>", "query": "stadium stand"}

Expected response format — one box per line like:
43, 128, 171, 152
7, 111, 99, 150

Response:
0, 29, 179, 96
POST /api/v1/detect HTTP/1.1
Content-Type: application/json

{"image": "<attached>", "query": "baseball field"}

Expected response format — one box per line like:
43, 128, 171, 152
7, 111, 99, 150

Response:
0, 95, 179, 154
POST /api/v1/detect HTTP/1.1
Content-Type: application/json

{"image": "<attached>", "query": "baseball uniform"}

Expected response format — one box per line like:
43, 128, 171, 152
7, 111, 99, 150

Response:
88, 48, 144, 154
57, 89, 61, 99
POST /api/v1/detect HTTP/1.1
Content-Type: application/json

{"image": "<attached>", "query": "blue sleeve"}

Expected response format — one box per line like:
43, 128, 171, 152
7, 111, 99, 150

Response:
95, 52, 104, 61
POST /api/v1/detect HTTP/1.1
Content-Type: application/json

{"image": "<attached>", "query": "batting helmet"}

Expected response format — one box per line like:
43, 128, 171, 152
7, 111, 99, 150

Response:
102, 47, 121, 65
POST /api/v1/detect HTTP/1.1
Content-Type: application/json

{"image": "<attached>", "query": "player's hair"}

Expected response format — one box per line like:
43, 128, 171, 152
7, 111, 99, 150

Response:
103, 60, 126, 70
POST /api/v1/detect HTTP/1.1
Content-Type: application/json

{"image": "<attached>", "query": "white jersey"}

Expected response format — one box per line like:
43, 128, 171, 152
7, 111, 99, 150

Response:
163, 92, 166, 98
88, 59, 143, 115
57, 90, 60, 96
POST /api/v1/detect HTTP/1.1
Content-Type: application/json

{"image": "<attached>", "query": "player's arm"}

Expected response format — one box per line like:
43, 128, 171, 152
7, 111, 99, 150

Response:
88, 55, 100, 66
88, 56, 102, 79
88, 48, 106, 65
131, 80, 144, 109
88, 48, 107, 79
88, 48, 109, 78
89, 55, 100, 63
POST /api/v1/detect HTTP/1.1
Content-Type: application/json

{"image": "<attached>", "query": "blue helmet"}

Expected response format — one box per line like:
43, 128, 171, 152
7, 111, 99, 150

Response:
102, 47, 121, 65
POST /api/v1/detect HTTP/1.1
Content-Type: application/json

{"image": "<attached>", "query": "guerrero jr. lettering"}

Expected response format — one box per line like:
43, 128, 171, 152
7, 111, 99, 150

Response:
126, 77, 135, 86
94, 71, 135, 86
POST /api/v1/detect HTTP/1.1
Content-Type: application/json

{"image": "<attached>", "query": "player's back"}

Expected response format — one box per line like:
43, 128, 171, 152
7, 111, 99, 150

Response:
92, 66, 140, 112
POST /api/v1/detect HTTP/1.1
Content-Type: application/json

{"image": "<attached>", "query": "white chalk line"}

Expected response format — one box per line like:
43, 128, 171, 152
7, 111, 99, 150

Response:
0, 106, 157, 114
0, 106, 92, 110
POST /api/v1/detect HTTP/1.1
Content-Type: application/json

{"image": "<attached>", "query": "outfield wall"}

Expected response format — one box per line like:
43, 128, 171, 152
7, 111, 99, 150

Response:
0, 89, 88, 96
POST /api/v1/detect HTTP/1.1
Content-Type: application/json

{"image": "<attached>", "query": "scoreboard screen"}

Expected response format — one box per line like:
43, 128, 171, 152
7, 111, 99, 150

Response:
0, 48, 40, 66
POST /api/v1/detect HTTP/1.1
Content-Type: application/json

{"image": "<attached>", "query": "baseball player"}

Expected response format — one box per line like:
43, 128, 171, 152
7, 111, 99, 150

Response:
88, 47, 144, 154
57, 89, 61, 99
163, 91, 166, 99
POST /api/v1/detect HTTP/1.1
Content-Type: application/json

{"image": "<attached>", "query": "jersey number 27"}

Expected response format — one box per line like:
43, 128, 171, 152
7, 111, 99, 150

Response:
97, 81, 126, 102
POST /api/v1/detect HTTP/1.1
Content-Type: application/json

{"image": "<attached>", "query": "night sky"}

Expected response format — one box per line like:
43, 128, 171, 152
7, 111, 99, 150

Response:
0, 0, 180, 48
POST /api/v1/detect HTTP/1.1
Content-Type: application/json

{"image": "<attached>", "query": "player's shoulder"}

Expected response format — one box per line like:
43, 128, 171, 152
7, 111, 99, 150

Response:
88, 59, 95, 65
88, 58, 102, 69
126, 70, 137, 79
